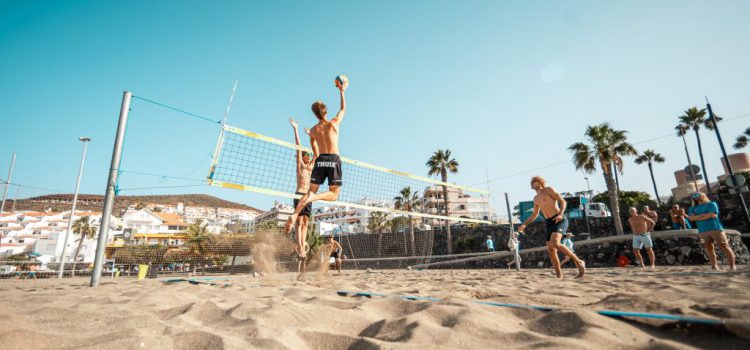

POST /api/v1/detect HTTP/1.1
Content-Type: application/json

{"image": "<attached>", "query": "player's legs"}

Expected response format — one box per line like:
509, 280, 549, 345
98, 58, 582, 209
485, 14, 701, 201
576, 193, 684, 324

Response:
303, 185, 341, 205
286, 184, 319, 233
335, 258, 342, 273
646, 248, 656, 268
701, 234, 719, 270
552, 233, 585, 278
713, 231, 736, 270
633, 249, 645, 269
560, 255, 571, 267
546, 237, 562, 279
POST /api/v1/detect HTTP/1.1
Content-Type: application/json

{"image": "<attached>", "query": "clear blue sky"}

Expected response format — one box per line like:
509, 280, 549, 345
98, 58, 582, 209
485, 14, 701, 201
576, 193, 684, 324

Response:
1, 0, 749, 214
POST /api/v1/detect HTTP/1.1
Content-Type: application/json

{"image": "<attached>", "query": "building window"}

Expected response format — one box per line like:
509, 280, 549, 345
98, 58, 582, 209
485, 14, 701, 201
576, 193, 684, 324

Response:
168, 225, 179, 230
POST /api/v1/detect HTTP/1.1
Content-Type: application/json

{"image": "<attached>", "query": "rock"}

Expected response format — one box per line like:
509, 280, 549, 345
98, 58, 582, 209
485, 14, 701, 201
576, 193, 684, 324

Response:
680, 246, 691, 256
666, 255, 676, 264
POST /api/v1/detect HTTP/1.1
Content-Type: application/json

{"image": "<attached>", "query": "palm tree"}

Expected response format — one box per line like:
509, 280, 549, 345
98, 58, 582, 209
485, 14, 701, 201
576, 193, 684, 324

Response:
426, 149, 459, 254
734, 127, 750, 149
569, 123, 637, 235
676, 125, 700, 192
677, 107, 714, 197
394, 187, 421, 256
71, 216, 96, 275
634, 149, 666, 206
186, 219, 210, 274
368, 211, 391, 258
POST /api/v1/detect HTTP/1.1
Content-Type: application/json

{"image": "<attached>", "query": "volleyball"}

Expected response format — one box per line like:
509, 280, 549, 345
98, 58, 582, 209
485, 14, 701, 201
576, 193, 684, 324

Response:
335, 74, 349, 89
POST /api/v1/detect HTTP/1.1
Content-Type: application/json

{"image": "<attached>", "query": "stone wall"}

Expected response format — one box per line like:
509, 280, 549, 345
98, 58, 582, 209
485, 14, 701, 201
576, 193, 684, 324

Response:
340, 225, 750, 270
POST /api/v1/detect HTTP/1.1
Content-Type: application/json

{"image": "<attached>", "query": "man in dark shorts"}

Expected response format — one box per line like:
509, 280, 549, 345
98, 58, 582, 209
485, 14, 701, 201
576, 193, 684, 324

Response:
518, 176, 585, 278
289, 118, 314, 260
285, 77, 348, 234
326, 235, 343, 274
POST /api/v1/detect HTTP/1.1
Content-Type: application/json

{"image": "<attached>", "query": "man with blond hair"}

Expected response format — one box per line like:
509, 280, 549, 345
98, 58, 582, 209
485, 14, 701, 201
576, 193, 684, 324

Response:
286, 78, 348, 235
519, 176, 585, 278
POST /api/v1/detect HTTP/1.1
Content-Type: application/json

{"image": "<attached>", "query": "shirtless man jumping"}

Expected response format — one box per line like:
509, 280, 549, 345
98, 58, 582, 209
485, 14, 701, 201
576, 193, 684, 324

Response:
627, 207, 656, 270
289, 118, 314, 260
285, 78, 348, 234
518, 176, 585, 278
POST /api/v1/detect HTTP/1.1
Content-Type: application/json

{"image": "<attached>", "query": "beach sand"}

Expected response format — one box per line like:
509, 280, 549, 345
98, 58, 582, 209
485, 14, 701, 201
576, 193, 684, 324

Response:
1, 266, 749, 349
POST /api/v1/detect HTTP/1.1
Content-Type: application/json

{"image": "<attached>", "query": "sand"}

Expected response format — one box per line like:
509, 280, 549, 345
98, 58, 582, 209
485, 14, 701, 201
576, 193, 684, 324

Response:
1, 266, 749, 349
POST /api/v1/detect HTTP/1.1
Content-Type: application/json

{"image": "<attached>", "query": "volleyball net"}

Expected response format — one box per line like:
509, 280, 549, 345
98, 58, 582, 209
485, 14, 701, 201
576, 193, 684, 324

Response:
207, 124, 492, 225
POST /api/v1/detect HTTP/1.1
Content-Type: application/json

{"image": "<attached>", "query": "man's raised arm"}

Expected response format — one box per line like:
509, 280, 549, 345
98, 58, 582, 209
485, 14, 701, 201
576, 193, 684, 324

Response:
290, 118, 303, 165
332, 86, 347, 125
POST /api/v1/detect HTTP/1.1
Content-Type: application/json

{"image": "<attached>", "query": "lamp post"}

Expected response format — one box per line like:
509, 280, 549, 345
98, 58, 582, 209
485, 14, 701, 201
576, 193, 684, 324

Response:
58, 137, 91, 278
583, 177, 592, 235
705, 98, 750, 229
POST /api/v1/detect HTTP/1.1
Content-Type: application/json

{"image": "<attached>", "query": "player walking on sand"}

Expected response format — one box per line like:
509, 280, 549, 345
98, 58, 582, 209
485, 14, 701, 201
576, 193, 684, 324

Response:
518, 176, 586, 278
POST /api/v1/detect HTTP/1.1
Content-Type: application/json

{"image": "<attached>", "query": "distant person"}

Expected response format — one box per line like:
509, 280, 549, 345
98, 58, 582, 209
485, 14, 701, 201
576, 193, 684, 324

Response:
486, 235, 495, 252
627, 207, 656, 270
289, 118, 315, 260
286, 78, 348, 234
325, 236, 343, 274
687, 193, 736, 270
506, 231, 521, 268
518, 176, 585, 278
670, 204, 691, 230
559, 232, 575, 267
642, 205, 659, 231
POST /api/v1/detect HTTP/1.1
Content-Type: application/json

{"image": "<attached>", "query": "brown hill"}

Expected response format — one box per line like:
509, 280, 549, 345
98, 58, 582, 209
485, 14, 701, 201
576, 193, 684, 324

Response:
5, 194, 262, 215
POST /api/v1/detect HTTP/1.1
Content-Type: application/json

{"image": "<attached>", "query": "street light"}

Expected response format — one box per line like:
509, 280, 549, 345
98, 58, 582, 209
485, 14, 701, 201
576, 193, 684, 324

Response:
58, 137, 91, 278
583, 177, 592, 235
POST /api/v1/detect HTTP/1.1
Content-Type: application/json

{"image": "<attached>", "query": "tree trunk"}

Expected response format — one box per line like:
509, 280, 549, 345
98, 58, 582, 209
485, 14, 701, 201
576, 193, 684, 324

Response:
647, 162, 662, 206
408, 215, 415, 256
694, 129, 712, 197
441, 181, 452, 255
613, 164, 621, 193
377, 233, 383, 258
71, 234, 85, 277
603, 164, 624, 235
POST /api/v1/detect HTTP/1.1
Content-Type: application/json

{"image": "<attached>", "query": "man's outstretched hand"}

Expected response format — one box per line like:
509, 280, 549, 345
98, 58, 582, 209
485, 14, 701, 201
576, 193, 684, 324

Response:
289, 118, 298, 129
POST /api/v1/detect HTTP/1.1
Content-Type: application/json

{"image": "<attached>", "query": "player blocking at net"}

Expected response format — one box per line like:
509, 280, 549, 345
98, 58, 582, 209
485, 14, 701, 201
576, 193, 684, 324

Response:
289, 118, 315, 261
285, 75, 349, 243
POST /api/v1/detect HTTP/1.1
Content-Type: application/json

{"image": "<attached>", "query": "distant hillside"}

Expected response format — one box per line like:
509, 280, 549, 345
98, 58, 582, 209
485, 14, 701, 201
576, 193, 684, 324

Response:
5, 194, 263, 214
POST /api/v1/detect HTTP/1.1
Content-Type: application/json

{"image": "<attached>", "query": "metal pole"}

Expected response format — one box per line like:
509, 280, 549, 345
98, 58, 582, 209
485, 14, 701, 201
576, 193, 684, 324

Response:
706, 98, 750, 228
504, 192, 520, 271
582, 177, 593, 235
1, 153, 16, 213
58, 138, 91, 278
90, 91, 131, 287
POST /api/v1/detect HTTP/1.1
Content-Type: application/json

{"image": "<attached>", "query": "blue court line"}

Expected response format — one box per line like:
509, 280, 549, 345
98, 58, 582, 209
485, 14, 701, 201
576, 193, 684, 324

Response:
336, 290, 724, 325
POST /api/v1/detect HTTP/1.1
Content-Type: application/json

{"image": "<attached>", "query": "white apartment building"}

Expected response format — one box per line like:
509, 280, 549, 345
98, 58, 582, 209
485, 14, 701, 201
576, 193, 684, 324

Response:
252, 201, 294, 232
422, 186, 494, 223
313, 199, 394, 234
0, 211, 120, 265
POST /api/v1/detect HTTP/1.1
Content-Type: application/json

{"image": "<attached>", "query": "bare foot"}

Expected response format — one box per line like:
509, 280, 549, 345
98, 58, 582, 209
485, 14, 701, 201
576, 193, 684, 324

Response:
284, 215, 297, 234
649, 265, 655, 270
711, 265, 720, 271
575, 260, 586, 278
730, 265, 737, 271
